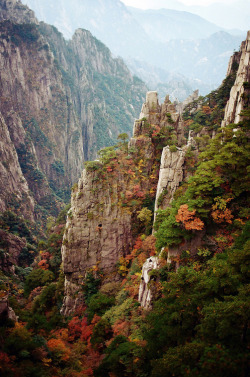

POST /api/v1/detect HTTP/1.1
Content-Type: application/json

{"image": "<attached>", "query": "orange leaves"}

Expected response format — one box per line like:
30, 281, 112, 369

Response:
202, 105, 212, 114
211, 197, 233, 224
211, 208, 233, 224
38, 259, 49, 270
176, 204, 204, 231
47, 338, 71, 362
113, 319, 130, 337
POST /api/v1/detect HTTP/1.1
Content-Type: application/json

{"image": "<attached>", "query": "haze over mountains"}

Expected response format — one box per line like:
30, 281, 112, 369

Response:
123, 0, 250, 31
23, 0, 246, 100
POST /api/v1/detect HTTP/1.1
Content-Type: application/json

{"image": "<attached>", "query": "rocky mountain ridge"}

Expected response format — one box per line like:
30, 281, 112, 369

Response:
0, 0, 147, 227
61, 30, 250, 315
22, 0, 245, 99
61, 90, 193, 315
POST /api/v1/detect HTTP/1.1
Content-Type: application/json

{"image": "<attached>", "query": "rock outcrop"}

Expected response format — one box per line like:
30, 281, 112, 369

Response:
0, 0, 38, 24
154, 146, 186, 220
222, 30, 250, 127
61, 167, 134, 315
61, 91, 187, 315
0, 229, 27, 273
138, 256, 159, 309
0, 292, 18, 322
0, 112, 34, 217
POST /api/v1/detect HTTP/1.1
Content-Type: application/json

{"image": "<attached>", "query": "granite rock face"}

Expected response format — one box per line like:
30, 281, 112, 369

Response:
0, 112, 34, 217
0, 0, 38, 24
0, 0, 147, 223
154, 146, 186, 219
0, 293, 18, 322
0, 229, 27, 273
0, 18, 83, 219
138, 256, 159, 309
61, 168, 134, 315
222, 30, 250, 127
61, 91, 184, 315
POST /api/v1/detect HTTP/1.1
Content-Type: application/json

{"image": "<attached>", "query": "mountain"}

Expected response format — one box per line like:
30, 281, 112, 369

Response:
0, 1, 249, 374
22, 0, 244, 100
127, 0, 250, 31
187, 0, 250, 32
0, 0, 147, 226
127, 7, 221, 42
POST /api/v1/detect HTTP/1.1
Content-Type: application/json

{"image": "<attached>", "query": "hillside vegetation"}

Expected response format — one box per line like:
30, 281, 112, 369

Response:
0, 68, 249, 376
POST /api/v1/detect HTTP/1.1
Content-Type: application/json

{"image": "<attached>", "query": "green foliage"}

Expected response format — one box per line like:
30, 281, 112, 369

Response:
142, 228, 250, 377
87, 292, 115, 322
32, 283, 57, 314
157, 188, 168, 207
84, 160, 103, 172
97, 146, 117, 164
8, 23, 39, 46
82, 271, 102, 303
166, 112, 175, 124
155, 120, 250, 249
117, 133, 129, 143
24, 268, 55, 295
94, 335, 139, 377
91, 318, 112, 348
103, 298, 139, 325
51, 160, 65, 176
0, 211, 35, 244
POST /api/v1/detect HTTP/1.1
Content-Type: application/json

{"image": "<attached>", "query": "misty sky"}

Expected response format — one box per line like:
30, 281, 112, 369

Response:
122, 0, 235, 8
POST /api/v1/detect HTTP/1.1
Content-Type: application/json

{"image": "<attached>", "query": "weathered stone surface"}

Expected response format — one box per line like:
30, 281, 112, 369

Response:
176, 89, 199, 114
61, 91, 183, 315
167, 231, 205, 267
154, 146, 186, 221
0, 293, 18, 322
222, 31, 250, 127
138, 256, 159, 309
0, 0, 38, 24
0, 229, 26, 273
0, 0, 147, 223
139, 91, 160, 119
61, 168, 134, 315
0, 112, 34, 216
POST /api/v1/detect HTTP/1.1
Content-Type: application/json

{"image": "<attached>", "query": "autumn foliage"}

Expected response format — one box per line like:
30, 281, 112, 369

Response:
176, 204, 204, 231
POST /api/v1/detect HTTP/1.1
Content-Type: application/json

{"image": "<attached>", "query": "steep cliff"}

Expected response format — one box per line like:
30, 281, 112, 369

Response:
0, 0, 147, 226
0, 20, 83, 222
61, 91, 188, 315
222, 30, 250, 126
39, 23, 147, 159
0, 111, 34, 217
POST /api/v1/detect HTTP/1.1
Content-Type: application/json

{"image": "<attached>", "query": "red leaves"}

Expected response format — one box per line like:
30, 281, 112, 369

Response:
38, 259, 49, 270
67, 316, 93, 342
176, 204, 204, 231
